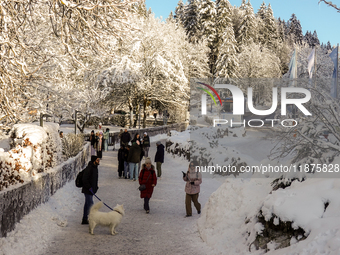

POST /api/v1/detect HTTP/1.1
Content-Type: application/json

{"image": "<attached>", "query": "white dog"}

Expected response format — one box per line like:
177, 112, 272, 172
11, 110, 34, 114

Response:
88, 201, 125, 235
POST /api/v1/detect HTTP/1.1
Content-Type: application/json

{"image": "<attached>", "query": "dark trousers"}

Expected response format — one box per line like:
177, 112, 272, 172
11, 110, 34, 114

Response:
83, 194, 93, 221
185, 193, 201, 216
118, 160, 124, 177
144, 197, 150, 211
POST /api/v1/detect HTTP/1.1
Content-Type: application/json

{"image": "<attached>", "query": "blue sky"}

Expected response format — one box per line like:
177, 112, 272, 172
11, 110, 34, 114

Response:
145, 0, 340, 46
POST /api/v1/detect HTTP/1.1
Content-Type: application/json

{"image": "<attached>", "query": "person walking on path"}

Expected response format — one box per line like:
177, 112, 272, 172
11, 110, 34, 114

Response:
103, 128, 110, 152
89, 130, 97, 156
96, 132, 104, 159
127, 141, 141, 181
81, 155, 100, 224
183, 162, 202, 217
132, 133, 144, 171
142, 132, 150, 158
123, 145, 130, 179
120, 129, 131, 148
153, 111, 157, 125
131, 133, 141, 144
139, 157, 157, 214
154, 141, 164, 178
163, 111, 169, 125
117, 145, 125, 178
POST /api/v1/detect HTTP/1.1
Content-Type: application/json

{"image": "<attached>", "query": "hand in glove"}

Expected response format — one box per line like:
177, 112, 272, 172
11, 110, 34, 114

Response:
190, 181, 195, 185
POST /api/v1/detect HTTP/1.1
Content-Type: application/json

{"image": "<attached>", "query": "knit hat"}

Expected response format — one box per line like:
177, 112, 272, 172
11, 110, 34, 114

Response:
91, 155, 98, 162
145, 157, 151, 164
156, 141, 161, 145
144, 132, 147, 135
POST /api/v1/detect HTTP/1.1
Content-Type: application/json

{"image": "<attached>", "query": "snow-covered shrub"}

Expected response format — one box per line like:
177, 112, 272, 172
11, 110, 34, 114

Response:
271, 84, 340, 167
0, 123, 63, 191
249, 210, 306, 252
167, 126, 251, 175
62, 133, 85, 159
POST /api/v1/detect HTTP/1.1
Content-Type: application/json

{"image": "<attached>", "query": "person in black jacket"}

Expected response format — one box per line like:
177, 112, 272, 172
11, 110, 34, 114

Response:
120, 129, 131, 148
154, 141, 165, 178
81, 155, 100, 224
142, 132, 150, 158
89, 130, 97, 156
117, 145, 125, 178
123, 145, 130, 179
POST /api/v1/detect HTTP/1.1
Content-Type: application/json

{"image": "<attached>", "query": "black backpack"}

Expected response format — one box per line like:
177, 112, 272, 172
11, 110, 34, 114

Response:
75, 167, 88, 188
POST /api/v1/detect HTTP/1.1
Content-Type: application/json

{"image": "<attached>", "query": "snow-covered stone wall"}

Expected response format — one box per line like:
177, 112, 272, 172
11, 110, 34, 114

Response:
0, 143, 89, 238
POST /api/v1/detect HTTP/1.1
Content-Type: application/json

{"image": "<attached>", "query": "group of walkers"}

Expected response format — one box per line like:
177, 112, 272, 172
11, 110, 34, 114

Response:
117, 129, 164, 181
81, 127, 202, 225
89, 128, 110, 158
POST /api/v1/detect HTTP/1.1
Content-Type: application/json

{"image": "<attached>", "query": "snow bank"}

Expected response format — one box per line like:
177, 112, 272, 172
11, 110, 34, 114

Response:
0, 123, 62, 191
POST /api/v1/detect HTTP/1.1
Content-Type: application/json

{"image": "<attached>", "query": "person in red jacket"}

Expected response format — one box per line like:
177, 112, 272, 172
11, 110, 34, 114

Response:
139, 157, 157, 214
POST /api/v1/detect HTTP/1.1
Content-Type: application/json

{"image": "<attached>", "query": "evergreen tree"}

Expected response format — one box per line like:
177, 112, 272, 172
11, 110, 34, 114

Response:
200, 0, 216, 46
311, 30, 320, 46
199, 0, 217, 73
215, 23, 239, 78
288, 14, 303, 44
240, 0, 247, 10
256, 1, 266, 20
216, 0, 233, 33
263, 4, 278, 48
175, 0, 185, 25
277, 18, 286, 42
236, 1, 257, 51
327, 41, 332, 51
215, 0, 233, 54
182, 0, 201, 43
167, 11, 175, 23
256, 1, 266, 45
304, 31, 311, 46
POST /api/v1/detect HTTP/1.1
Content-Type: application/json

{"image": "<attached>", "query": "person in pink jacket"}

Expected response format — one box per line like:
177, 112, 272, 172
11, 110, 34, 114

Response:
183, 162, 202, 217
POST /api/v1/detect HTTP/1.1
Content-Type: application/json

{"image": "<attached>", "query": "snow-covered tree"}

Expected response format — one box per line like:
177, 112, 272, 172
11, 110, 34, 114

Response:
288, 14, 304, 45
256, 1, 267, 20
199, 0, 217, 73
263, 4, 278, 49
271, 86, 340, 167
236, 1, 257, 51
237, 43, 281, 78
311, 30, 320, 46
175, 0, 185, 25
96, 15, 209, 127
0, 0, 140, 129
215, 24, 239, 78
199, 0, 216, 46
182, 0, 202, 43
215, 0, 234, 70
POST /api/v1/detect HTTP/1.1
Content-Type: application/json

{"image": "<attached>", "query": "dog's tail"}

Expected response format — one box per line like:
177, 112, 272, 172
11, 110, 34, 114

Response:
90, 201, 103, 214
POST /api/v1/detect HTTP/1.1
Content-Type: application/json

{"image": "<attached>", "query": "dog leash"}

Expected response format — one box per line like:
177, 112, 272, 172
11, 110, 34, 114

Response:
89, 188, 114, 211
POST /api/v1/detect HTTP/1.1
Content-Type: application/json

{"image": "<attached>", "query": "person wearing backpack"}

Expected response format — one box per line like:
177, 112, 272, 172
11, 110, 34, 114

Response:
139, 157, 157, 214
81, 155, 100, 225
182, 162, 202, 218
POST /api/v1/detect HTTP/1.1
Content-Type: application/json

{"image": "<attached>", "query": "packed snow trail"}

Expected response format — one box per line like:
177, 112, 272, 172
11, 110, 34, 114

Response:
40, 141, 223, 255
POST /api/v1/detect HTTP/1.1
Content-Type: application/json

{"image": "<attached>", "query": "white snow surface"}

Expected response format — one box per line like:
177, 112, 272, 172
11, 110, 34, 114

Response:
3, 128, 340, 254
0, 139, 224, 255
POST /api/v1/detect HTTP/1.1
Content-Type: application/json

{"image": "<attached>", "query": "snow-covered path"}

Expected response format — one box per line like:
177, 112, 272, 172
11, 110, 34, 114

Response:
0, 140, 223, 255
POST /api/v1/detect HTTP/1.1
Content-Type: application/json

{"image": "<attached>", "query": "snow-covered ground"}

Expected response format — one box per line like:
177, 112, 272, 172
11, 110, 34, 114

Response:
3, 128, 340, 254
0, 138, 224, 255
